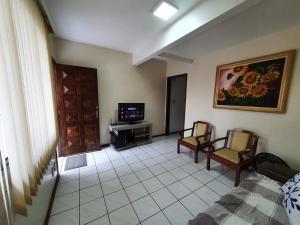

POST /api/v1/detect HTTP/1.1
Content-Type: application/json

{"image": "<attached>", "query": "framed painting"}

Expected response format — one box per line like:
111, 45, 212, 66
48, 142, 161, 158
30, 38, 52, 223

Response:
213, 50, 295, 113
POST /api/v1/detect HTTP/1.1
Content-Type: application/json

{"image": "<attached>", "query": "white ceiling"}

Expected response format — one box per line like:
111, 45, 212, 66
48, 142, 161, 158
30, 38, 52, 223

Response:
44, 0, 202, 53
166, 0, 300, 60
43, 0, 299, 64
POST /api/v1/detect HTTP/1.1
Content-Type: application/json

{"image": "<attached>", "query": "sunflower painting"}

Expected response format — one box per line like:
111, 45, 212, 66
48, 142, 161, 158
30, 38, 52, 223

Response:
213, 50, 295, 113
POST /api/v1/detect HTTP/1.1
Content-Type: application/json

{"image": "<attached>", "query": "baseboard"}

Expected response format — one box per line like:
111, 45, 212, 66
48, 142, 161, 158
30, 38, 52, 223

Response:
101, 143, 110, 148
152, 133, 166, 138
44, 173, 60, 225
166, 131, 180, 136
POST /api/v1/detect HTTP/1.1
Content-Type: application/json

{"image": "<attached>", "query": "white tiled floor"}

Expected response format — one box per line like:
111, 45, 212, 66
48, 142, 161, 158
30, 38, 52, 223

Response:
51, 135, 249, 225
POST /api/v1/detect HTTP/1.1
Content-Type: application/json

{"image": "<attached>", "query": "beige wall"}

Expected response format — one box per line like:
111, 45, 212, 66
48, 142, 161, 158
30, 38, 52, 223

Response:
53, 37, 166, 144
167, 26, 300, 170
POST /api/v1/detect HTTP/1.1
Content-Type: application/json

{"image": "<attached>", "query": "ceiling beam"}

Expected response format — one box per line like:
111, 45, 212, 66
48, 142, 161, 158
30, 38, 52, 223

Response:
133, 0, 262, 65
159, 53, 194, 64
37, 0, 56, 33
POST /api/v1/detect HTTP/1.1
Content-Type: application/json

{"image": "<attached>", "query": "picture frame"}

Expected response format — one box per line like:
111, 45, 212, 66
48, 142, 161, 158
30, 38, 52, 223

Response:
213, 50, 295, 113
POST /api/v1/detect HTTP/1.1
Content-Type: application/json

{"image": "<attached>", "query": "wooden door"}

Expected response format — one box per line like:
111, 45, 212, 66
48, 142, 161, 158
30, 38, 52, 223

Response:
54, 63, 100, 156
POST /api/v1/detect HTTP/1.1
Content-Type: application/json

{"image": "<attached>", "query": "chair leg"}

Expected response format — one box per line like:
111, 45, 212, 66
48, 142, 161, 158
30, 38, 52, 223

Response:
194, 151, 198, 163
250, 161, 256, 172
235, 169, 241, 187
206, 155, 210, 170
177, 142, 180, 154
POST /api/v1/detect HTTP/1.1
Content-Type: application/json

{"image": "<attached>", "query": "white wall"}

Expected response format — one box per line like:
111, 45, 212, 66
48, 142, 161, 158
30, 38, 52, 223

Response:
53, 37, 167, 144
167, 26, 300, 170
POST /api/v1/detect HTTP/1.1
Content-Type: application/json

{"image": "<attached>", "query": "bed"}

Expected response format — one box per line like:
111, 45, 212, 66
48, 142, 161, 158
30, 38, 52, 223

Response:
188, 173, 290, 225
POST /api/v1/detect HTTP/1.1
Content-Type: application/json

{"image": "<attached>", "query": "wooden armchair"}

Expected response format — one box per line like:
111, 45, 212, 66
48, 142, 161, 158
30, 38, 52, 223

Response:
177, 121, 212, 163
207, 128, 259, 186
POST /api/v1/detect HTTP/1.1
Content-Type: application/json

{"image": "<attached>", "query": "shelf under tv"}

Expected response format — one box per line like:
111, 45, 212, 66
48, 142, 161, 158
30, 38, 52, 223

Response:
108, 121, 152, 150
134, 133, 150, 138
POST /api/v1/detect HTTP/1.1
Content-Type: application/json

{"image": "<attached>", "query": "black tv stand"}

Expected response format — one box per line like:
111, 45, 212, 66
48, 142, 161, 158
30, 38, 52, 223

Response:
110, 122, 127, 126
111, 121, 143, 126
108, 121, 152, 150
127, 121, 143, 125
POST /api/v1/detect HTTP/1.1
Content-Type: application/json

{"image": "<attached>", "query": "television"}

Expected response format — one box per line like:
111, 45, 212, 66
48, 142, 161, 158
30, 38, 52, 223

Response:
118, 103, 144, 123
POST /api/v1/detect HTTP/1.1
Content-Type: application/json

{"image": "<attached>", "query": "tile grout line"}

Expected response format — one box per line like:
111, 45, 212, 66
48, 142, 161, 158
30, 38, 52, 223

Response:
55, 154, 225, 207
59, 141, 186, 185
114, 143, 232, 222
127, 155, 174, 225
51, 138, 176, 219
80, 148, 157, 225
132, 147, 207, 218
50, 166, 222, 219
53, 137, 240, 224
55, 166, 223, 205
146, 147, 213, 220
104, 149, 142, 225
90, 150, 113, 225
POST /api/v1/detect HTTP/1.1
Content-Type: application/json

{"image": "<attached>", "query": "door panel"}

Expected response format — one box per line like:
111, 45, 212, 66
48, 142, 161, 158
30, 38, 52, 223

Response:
67, 125, 80, 136
63, 84, 76, 95
83, 112, 96, 121
64, 97, 77, 109
65, 111, 79, 123
82, 98, 96, 109
54, 63, 100, 156
67, 138, 80, 147
77, 85, 95, 95
85, 125, 96, 135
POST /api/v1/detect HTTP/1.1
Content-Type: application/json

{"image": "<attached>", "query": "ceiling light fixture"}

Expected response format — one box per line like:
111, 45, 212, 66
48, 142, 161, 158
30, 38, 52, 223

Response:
153, 1, 178, 21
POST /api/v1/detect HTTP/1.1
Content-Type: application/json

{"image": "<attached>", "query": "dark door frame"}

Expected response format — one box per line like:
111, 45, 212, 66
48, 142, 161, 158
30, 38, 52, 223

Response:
165, 73, 187, 136
52, 58, 63, 153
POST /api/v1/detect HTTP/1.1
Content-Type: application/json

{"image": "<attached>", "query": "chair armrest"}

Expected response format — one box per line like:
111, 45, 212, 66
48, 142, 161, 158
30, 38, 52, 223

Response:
238, 145, 256, 162
208, 137, 227, 152
179, 128, 193, 139
210, 137, 227, 145
195, 134, 206, 146
238, 148, 253, 155
195, 132, 212, 146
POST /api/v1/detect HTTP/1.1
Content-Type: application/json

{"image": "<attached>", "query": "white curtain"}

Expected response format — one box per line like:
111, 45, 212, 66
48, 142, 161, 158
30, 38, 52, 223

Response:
0, 0, 58, 217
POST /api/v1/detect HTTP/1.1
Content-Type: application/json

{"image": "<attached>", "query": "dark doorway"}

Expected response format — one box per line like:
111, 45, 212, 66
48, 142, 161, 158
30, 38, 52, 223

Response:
54, 63, 101, 156
165, 74, 187, 135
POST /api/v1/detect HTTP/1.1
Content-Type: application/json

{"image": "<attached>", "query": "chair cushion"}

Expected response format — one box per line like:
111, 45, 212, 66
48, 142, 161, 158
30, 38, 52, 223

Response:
196, 123, 208, 142
182, 136, 207, 146
213, 148, 250, 164
230, 131, 250, 152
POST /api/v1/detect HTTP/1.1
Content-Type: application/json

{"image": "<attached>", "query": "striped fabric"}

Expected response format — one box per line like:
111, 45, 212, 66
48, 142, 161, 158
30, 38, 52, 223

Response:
189, 173, 290, 225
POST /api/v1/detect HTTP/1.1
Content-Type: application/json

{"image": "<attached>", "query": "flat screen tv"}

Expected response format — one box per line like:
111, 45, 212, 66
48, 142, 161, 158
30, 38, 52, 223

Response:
118, 103, 144, 122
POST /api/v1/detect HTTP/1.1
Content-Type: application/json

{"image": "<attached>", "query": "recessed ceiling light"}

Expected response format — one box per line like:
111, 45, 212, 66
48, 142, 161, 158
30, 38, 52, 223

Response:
153, 1, 178, 21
